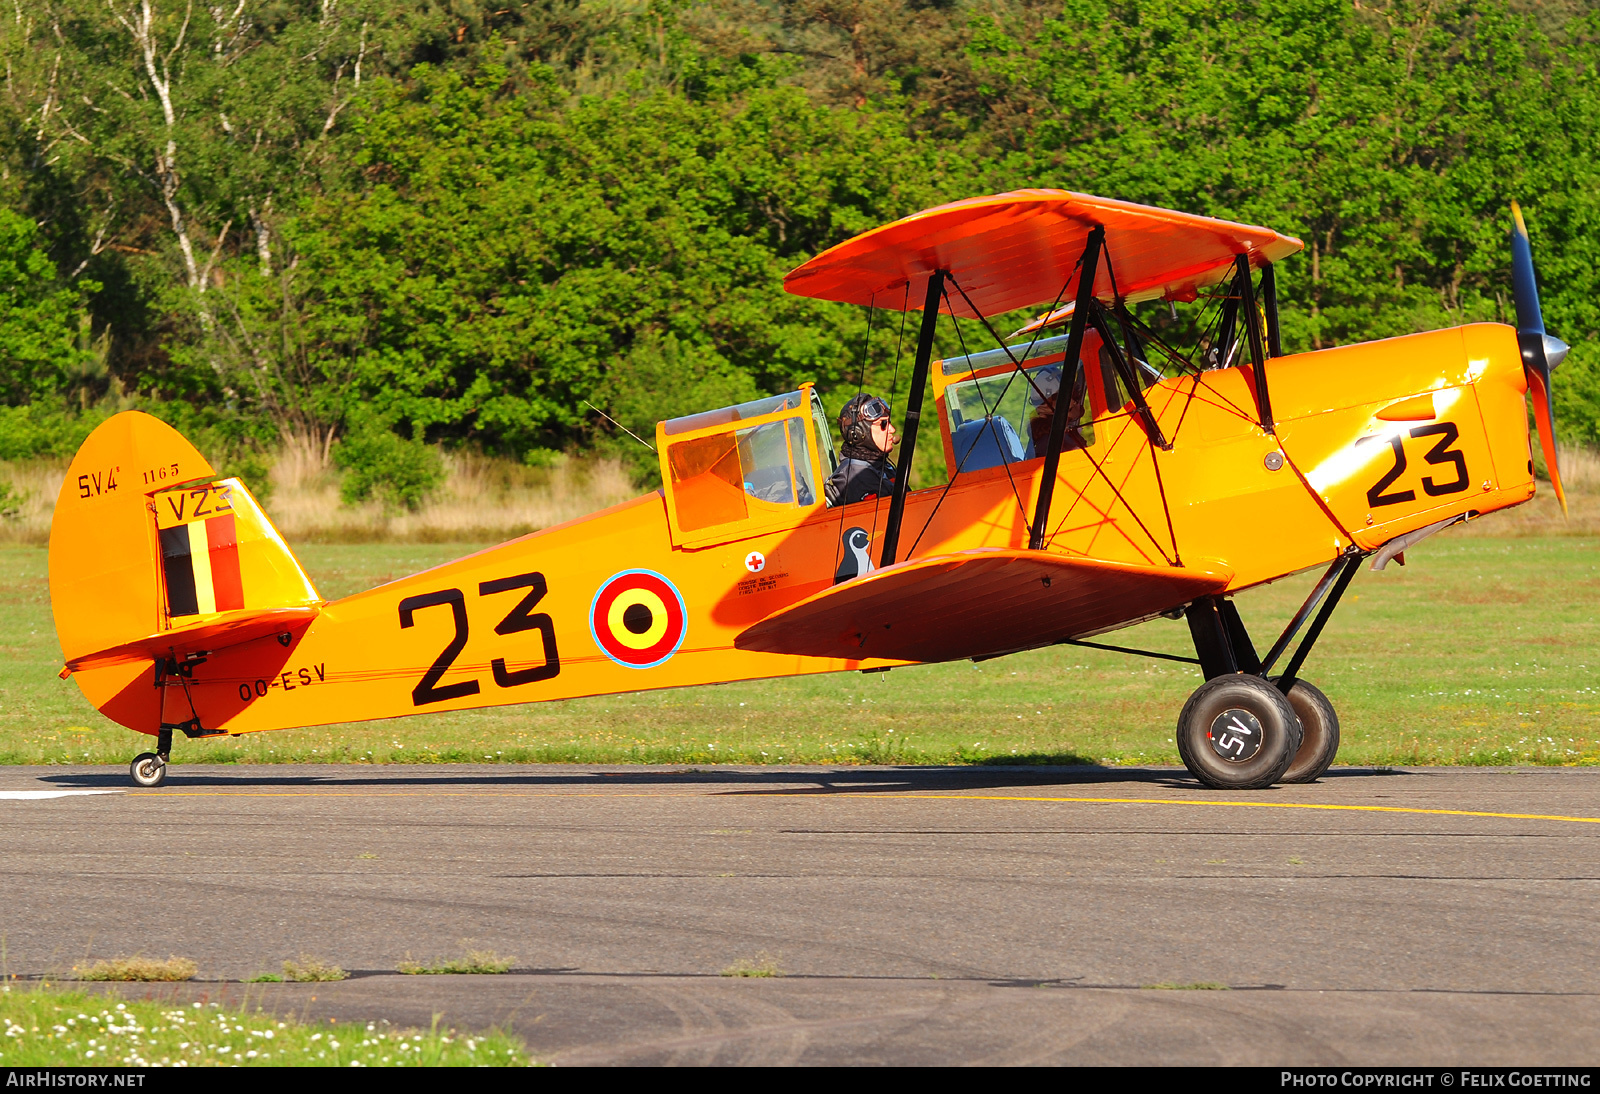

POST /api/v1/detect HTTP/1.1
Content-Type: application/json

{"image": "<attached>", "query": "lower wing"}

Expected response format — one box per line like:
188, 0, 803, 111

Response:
734, 549, 1232, 663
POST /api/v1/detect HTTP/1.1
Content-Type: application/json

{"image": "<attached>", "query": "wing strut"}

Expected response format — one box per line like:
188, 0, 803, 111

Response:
1088, 304, 1168, 449
1235, 253, 1275, 432
1261, 261, 1283, 357
1030, 227, 1104, 550
879, 269, 945, 567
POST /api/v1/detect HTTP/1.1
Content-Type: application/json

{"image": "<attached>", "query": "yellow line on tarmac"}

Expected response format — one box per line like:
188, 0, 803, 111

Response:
913, 794, 1600, 826
134, 788, 1600, 825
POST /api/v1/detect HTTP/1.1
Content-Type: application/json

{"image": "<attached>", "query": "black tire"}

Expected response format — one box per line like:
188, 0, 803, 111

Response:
1274, 678, 1340, 784
130, 752, 166, 788
1176, 675, 1303, 789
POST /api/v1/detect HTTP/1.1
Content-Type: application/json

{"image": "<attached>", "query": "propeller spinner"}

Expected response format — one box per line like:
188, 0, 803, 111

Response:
1509, 202, 1571, 514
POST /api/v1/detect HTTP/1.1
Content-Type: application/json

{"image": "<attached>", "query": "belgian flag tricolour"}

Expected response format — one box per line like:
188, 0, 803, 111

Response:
156, 483, 245, 617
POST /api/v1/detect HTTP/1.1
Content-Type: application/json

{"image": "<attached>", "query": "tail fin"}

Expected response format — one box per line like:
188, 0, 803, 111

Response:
50, 412, 320, 676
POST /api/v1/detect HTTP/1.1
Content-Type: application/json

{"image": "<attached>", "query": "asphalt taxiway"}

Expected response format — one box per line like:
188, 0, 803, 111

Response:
2, 764, 1597, 1065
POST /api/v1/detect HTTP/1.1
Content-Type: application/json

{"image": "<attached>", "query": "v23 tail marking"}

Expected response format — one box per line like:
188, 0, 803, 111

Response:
398, 572, 561, 707
1366, 422, 1470, 508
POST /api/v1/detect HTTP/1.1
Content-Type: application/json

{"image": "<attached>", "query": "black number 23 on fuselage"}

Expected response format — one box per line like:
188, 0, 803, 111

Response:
1366, 422, 1470, 508
398, 572, 561, 707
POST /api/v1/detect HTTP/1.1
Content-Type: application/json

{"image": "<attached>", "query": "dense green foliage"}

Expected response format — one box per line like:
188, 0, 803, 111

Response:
334, 415, 446, 509
0, 209, 98, 406
1, 0, 1597, 477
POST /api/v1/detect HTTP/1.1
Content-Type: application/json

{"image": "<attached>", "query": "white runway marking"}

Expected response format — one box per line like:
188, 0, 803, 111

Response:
0, 790, 122, 800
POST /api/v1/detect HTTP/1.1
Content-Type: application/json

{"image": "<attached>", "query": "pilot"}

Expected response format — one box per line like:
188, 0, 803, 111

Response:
825, 393, 899, 507
1025, 364, 1088, 457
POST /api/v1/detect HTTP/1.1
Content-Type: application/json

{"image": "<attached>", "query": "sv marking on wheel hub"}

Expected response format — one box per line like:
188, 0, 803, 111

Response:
1208, 707, 1263, 762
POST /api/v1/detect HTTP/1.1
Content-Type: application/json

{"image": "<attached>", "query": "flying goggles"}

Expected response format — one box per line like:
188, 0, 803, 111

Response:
852, 397, 892, 424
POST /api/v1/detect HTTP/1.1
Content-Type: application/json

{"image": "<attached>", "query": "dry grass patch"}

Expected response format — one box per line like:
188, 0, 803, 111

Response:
0, 447, 639, 547
0, 461, 67, 545
720, 953, 784, 978
70, 955, 197, 982
266, 449, 637, 543
397, 949, 515, 975
279, 956, 347, 982
1555, 443, 1600, 491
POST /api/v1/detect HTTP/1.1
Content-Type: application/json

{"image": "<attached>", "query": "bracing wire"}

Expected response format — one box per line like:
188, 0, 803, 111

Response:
944, 266, 1174, 563
1044, 426, 1176, 566
942, 286, 1033, 538
902, 286, 1035, 561
834, 291, 876, 576
1097, 244, 1181, 565
947, 273, 1070, 405
869, 281, 913, 552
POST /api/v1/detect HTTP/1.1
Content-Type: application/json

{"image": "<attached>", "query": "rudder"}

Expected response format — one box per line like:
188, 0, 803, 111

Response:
49, 412, 321, 732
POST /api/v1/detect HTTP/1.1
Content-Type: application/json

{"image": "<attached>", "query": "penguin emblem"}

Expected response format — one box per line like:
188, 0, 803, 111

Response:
834, 527, 876, 584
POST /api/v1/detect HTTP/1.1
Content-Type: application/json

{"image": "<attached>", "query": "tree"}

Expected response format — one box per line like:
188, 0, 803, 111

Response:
967, 0, 1600, 443
290, 62, 957, 462
0, 208, 97, 404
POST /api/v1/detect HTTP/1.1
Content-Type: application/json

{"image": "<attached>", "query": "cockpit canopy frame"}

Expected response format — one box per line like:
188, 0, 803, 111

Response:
656, 384, 837, 548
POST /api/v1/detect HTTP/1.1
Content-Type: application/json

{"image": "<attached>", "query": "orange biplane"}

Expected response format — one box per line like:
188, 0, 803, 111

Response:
48, 191, 1570, 789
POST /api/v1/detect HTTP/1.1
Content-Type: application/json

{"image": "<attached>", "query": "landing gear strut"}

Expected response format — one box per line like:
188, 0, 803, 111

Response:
1175, 551, 1363, 788
130, 654, 212, 787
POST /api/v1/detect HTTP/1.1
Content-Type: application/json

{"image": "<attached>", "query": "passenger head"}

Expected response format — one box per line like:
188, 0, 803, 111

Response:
1029, 365, 1062, 411
1028, 364, 1085, 423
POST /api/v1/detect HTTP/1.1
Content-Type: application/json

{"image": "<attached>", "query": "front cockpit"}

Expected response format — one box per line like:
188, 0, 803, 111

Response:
932, 327, 1163, 479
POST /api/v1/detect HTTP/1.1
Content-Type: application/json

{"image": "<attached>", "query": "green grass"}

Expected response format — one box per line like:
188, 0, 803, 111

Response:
0, 983, 529, 1066
3, 534, 1597, 768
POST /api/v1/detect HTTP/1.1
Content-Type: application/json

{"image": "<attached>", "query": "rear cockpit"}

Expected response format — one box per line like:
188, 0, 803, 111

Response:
656, 385, 838, 547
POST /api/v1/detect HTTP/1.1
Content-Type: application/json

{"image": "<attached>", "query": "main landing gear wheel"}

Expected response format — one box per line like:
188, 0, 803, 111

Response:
1274, 678, 1340, 784
1176, 675, 1303, 789
130, 752, 167, 788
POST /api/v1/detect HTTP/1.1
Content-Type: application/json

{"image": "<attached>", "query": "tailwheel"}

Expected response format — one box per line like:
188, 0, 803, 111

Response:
1176, 675, 1303, 789
1274, 678, 1340, 784
130, 751, 167, 788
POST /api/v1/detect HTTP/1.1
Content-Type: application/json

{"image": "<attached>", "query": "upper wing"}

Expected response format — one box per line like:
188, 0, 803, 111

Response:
783, 189, 1303, 319
734, 549, 1232, 664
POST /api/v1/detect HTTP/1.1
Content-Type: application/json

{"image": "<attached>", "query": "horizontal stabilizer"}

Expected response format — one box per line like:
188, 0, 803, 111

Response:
734, 549, 1231, 663
64, 606, 321, 673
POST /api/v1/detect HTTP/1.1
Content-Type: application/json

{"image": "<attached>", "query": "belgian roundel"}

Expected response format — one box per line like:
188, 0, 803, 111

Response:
589, 570, 687, 669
